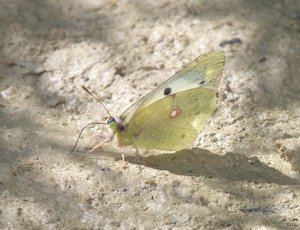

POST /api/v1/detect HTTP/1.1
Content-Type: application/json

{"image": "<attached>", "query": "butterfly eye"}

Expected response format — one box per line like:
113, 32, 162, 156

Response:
107, 117, 116, 125
164, 87, 172, 95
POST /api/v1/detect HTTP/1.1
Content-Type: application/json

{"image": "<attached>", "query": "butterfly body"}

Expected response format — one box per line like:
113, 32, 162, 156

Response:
107, 51, 225, 151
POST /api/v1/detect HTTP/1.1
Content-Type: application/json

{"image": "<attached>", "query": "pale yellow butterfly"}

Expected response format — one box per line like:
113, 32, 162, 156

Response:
102, 51, 225, 151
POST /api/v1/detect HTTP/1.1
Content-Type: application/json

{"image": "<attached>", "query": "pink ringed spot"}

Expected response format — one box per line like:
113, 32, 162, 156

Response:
169, 107, 181, 118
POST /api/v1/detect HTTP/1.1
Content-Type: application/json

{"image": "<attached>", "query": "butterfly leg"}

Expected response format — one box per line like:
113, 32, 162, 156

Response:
134, 146, 143, 159
88, 134, 115, 154
133, 146, 157, 166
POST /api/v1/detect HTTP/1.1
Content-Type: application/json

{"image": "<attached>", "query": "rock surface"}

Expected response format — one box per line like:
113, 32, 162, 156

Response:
0, 0, 299, 229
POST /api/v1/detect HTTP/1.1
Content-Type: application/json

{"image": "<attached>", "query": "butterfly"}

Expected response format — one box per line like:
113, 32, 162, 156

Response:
72, 51, 225, 154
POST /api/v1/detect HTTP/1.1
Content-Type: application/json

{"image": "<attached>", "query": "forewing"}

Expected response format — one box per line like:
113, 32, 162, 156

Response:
123, 87, 217, 150
121, 51, 225, 124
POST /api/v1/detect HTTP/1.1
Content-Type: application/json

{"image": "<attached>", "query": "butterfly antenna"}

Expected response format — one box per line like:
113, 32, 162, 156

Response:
81, 85, 112, 117
69, 122, 106, 154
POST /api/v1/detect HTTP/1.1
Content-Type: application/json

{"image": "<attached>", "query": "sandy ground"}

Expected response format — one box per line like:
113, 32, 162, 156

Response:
0, 0, 300, 229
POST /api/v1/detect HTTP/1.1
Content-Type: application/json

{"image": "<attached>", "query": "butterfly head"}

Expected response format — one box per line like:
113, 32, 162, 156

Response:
107, 116, 126, 132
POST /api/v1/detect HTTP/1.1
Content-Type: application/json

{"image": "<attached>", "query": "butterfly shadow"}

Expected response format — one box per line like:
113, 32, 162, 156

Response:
126, 148, 299, 185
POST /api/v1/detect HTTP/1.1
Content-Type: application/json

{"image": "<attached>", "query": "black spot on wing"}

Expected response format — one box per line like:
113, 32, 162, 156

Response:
164, 87, 172, 95
199, 80, 205, 85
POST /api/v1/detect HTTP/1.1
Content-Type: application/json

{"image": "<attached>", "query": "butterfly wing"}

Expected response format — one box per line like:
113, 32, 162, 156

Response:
117, 87, 217, 150
120, 51, 225, 124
